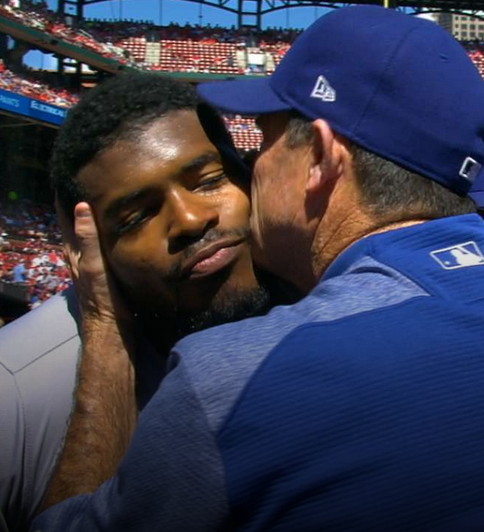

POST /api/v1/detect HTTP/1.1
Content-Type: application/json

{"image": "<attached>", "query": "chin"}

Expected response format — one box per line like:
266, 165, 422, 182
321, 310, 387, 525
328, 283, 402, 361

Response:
174, 282, 271, 337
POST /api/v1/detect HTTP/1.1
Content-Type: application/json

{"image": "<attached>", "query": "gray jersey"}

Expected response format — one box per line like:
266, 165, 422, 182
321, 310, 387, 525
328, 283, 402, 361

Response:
0, 287, 81, 532
0, 287, 166, 532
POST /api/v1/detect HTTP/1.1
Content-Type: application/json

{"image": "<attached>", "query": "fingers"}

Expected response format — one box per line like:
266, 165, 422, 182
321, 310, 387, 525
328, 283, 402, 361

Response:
73, 202, 103, 275
57, 201, 132, 329
70, 202, 122, 324
57, 201, 105, 296
55, 197, 79, 278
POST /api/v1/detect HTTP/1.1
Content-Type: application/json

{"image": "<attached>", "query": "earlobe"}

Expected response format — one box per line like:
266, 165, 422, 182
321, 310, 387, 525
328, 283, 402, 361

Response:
306, 119, 336, 193
307, 163, 323, 193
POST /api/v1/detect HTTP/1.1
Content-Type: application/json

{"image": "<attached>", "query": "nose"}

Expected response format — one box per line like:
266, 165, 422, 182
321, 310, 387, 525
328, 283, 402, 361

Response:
166, 188, 219, 250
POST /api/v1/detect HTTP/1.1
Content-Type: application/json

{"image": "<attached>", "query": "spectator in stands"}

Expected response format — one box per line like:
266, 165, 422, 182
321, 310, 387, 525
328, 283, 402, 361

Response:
0, 72, 294, 532
33, 7, 484, 531
0, 199, 70, 309
11, 259, 25, 282
1, 67, 264, 152
1, 0, 304, 75
0, 67, 80, 107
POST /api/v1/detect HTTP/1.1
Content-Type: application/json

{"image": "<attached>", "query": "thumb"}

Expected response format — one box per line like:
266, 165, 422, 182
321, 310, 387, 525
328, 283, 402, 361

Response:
74, 202, 103, 273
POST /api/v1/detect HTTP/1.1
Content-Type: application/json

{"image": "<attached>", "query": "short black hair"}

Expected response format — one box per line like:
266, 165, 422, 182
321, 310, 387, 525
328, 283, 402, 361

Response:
51, 72, 219, 218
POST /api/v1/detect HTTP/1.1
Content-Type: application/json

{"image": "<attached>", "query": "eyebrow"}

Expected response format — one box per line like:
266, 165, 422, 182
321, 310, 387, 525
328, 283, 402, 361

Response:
174, 151, 221, 177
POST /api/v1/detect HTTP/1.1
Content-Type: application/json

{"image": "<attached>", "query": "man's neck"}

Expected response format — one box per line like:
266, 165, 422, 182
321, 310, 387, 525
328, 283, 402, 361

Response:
135, 314, 179, 358
313, 212, 428, 286
364, 219, 427, 239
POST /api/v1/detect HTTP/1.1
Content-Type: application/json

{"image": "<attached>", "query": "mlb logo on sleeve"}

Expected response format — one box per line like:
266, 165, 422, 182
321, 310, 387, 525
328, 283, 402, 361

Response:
430, 241, 484, 270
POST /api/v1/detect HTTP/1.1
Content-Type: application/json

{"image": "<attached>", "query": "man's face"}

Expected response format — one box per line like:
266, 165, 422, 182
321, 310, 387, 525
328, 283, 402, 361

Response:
77, 110, 268, 334
251, 113, 312, 288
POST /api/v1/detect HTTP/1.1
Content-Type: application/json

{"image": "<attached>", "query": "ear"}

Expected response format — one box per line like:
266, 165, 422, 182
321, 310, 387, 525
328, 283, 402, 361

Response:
306, 119, 346, 194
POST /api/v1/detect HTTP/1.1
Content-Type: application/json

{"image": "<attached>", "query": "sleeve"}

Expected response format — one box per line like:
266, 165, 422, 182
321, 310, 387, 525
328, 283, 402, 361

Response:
17, 339, 80, 523
0, 338, 81, 532
0, 363, 25, 532
30, 356, 230, 532
0, 290, 81, 532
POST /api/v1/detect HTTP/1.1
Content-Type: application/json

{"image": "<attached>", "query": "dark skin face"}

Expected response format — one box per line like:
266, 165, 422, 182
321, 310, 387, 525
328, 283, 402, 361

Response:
77, 110, 262, 339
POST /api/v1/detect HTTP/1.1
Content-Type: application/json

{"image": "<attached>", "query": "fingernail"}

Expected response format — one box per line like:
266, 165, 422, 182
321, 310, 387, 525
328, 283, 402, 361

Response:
77, 207, 91, 218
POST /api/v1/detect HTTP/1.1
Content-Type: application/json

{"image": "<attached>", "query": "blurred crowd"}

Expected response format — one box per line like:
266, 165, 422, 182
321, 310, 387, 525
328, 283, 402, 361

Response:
2, 0, 483, 78
463, 40, 484, 77
2, 0, 484, 70
83, 18, 301, 46
0, 199, 70, 311
0, 60, 79, 107
0, 0, 134, 65
0, 0, 299, 74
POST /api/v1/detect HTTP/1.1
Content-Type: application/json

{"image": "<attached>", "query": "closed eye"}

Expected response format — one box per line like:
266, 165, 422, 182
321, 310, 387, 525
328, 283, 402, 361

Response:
196, 173, 228, 192
116, 205, 158, 235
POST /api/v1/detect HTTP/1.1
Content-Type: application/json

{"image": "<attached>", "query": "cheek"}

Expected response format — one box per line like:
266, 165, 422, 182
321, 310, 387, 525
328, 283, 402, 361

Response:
109, 253, 177, 313
110, 250, 153, 289
111, 249, 149, 279
106, 236, 173, 299
219, 186, 251, 227
250, 175, 272, 253
252, 148, 278, 200
105, 217, 170, 277
251, 164, 274, 225
252, 145, 303, 225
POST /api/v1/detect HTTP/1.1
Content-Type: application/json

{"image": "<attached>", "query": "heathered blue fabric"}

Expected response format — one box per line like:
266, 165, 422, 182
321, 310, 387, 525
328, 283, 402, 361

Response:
220, 299, 484, 531
33, 214, 484, 531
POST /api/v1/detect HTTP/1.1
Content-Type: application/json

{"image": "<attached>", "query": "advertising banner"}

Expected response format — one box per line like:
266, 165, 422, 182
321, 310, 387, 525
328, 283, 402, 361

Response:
0, 89, 30, 116
0, 89, 67, 126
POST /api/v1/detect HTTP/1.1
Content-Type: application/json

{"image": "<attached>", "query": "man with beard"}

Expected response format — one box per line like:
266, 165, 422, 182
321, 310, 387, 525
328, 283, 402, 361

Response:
0, 72, 289, 532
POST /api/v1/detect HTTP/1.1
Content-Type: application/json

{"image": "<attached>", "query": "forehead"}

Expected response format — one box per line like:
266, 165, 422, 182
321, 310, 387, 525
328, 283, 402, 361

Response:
77, 110, 219, 199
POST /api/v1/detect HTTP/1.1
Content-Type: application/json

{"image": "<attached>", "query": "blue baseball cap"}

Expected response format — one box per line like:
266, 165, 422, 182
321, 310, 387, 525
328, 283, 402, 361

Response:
197, 5, 484, 195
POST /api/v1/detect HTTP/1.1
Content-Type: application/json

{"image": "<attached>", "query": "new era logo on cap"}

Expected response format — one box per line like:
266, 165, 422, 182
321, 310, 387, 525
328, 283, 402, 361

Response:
310, 75, 336, 102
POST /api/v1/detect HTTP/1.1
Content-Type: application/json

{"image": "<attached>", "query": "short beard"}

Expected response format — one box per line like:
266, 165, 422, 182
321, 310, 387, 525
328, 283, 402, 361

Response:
174, 283, 272, 338
133, 270, 300, 353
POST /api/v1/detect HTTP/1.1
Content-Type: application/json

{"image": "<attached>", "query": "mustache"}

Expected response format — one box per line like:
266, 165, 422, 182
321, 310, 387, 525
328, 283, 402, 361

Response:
165, 226, 251, 281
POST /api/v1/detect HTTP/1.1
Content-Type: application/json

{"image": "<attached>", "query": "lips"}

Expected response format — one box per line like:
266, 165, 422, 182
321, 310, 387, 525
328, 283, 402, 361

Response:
180, 239, 245, 279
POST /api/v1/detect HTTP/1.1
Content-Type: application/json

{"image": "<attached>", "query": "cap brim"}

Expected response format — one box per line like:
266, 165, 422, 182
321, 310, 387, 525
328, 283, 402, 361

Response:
470, 189, 484, 208
197, 77, 291, 115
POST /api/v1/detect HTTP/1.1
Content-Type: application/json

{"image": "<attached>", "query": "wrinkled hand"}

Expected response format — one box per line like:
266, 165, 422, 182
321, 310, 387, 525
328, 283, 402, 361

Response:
58, 201, 128, 325
41, 202, 137, 511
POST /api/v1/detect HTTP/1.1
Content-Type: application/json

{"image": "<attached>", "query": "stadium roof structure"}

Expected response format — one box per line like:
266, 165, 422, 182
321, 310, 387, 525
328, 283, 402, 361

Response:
56, 0, 484, 28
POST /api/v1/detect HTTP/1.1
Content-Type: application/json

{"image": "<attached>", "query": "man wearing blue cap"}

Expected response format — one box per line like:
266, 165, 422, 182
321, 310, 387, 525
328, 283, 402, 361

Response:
33, 6, 484, 531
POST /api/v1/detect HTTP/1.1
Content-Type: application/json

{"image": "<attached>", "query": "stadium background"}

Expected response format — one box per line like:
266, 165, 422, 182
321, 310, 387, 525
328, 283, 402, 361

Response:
0, 0, 483, 323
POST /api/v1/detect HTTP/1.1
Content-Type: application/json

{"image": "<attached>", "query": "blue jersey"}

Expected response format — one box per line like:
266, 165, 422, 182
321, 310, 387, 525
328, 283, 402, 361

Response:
33, 214, 484, 531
